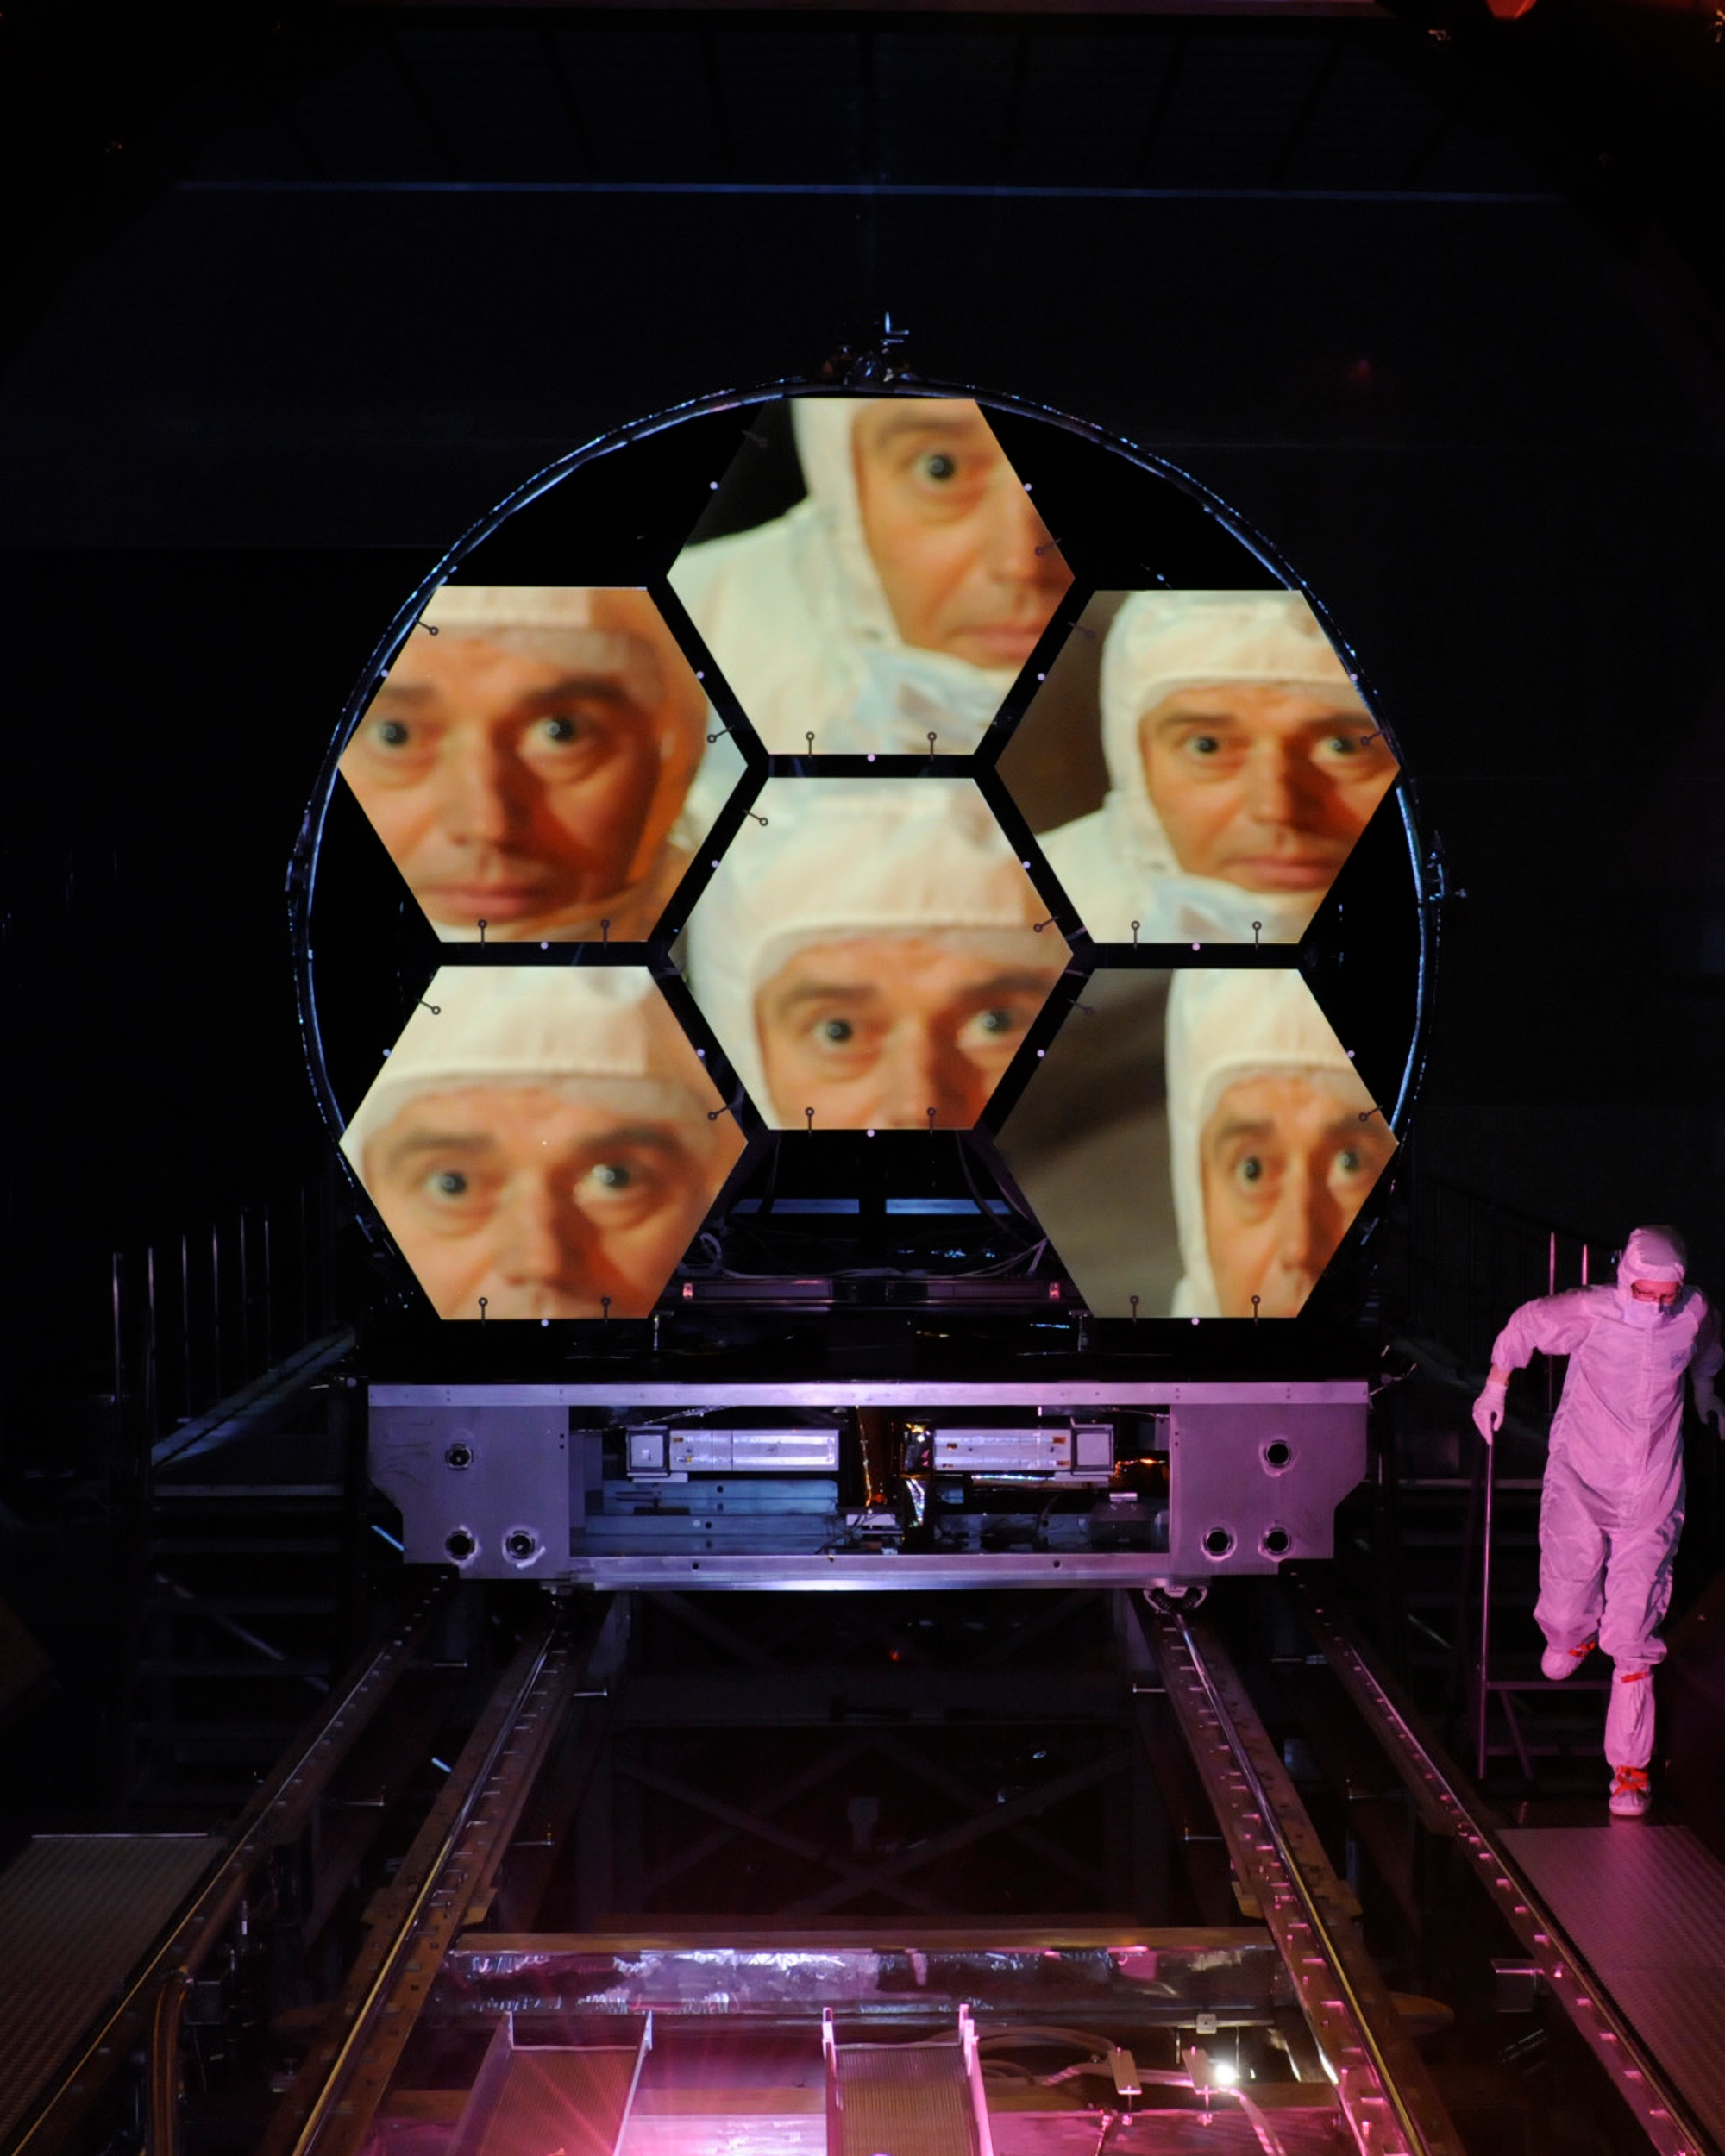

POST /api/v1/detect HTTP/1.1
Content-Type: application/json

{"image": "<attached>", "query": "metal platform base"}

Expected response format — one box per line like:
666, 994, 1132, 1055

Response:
1502, 1824, 1725, 2154
0, 1833, 219, 2141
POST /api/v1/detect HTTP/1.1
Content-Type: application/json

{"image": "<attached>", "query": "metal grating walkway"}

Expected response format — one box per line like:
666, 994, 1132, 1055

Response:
0, 1833, 219, 2140
835, 2045, 979, 2156
1502, 1824, 1725, 2153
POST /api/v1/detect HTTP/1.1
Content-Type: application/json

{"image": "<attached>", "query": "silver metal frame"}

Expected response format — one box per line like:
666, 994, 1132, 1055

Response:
372, 1382, 1368, 1409
369, 1381, 1368, 1589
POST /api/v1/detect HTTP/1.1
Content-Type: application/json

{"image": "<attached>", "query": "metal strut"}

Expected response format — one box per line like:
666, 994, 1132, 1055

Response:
1136, 1601, 1467, 2156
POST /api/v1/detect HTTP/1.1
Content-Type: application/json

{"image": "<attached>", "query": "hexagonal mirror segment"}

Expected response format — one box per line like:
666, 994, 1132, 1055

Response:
340, 967, 743, 1319
999, 589, 1399, 945
668, 397, 1073, 756
995, 967, 1396, 1317
339, 585, 744, 943
683, 778, 1070, 1130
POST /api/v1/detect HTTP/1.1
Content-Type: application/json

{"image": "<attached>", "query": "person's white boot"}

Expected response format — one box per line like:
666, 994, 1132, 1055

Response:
1609, 1765, 1652, 1819
1540, 1637, 1596, 1681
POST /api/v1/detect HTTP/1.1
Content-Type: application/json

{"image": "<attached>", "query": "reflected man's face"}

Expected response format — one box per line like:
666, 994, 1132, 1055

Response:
364, 1085, 719, 1319
850, 402, 1070, 671
1199, 1073, 1395, 1317
342, 595, 689, 935
755, 936, 1061, 1129
1141, 686, 1397, 896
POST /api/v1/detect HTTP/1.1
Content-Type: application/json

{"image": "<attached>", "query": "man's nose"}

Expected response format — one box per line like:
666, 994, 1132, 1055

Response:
981, 479, 1057, 586
496, 1175, 584, 1288
1241, 743, 1324, 830
1269, 1165, 1340, 1303
437, 733, 529, 845
865, 1025, 978, 1131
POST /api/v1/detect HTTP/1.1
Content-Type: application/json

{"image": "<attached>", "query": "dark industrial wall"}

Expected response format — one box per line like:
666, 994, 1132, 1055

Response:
5, 9, 1725, 1413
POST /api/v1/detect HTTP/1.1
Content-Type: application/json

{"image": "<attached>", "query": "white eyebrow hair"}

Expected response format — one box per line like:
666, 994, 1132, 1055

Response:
865, 411, 985, 443
765, 981, 886, 1012
1207, 1115, 1276, 1144
381, 1128, 496, 1153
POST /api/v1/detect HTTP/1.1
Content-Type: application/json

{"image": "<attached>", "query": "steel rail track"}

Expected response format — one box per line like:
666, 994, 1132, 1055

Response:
1294, 1583, 1716, 2156
1137, 1601, 1467, 2156
10, 1583, 449, 2156
259, 1592, 626, 2156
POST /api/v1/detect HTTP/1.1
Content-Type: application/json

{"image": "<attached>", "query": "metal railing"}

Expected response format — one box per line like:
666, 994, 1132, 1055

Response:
1389, 1171, 1615, 1782
109, 1162, 343, 1457
1400, 1169, 1605, 1388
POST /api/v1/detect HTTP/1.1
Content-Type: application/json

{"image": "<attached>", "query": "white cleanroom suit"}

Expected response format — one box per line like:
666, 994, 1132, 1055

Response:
1479, 1227, 1723, 1798
681, 778, 1063, 1126
342, 966, 729, 1169
1038, 590, 1383, 946
341, 968, 743, 1320
669, 398, 1046, 756
1164, 967, 1388, 1318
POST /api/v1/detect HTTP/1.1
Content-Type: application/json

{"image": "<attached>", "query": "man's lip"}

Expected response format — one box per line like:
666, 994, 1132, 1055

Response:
1226, 857, 1341, 892
424, 881, 556, 922
963, 623, 1046, 664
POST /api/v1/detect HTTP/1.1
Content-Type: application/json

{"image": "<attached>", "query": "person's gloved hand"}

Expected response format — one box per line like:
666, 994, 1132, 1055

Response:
1472, 1379, 1507, 1445
1695, 1380, 1725, 1436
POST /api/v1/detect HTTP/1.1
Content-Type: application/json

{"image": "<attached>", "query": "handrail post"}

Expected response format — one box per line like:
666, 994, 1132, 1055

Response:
263, 1206, 276, 1371
238, 1210, 252, 1382
144, 1245, 160, 1447
179, 1232, 193, 1426
146, 1970, 191, 2156
110, 1250, 124, 1436
210, 1220, 223, 1402
1476, 1425, 1496, 1783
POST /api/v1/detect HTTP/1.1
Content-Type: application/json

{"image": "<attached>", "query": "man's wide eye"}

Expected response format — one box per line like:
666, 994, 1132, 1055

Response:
817, 1018, 855, 1045
918, 452, 958, 483
589, 1161, 633, 1191
538, 715, 586, 746
376, 719, 412, 748
430, 1169, 467, 1198
1237, 1155, 1263, 1184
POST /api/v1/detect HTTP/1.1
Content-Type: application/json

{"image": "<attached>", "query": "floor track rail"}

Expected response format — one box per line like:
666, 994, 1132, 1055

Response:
1138, 1601, 1466, 2156
1294, 1584, 1716, 2156
261, 1594, 628, 2156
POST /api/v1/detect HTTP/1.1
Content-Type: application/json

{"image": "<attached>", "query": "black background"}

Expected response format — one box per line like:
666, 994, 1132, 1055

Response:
6, 2, 1725, 1404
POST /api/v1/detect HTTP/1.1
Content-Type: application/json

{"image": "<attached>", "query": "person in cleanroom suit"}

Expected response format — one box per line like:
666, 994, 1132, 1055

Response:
1039, 590, 1400, 945
682, 779, 1065, 1130
1474, 1226, 1724, 1817
341, 968, 743, 1320
340, 584, 732, 943
1164, 968, 1396, 1319
669, 398, 1071, 755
